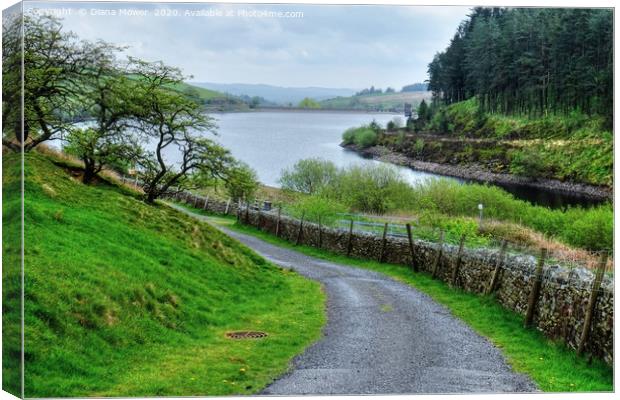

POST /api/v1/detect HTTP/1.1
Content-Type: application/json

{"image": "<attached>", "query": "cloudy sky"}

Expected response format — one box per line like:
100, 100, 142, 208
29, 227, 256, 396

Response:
25, 1, 470, 89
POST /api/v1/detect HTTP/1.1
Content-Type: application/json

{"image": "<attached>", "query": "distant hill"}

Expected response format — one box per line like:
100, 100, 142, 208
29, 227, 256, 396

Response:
320, 91, 432, 113
173, 82, 249, 111
189, 82, 357, 105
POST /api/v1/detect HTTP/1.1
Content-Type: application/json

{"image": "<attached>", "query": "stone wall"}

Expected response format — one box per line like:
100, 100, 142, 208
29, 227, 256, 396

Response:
174, 193, 614, 364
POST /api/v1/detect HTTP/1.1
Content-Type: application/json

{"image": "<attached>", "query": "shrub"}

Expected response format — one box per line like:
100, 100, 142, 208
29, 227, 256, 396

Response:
323, 164, 414, 213
279, 158, 338, 194
280, 160, 612, 251
225, 162, 259, 201
560, 205, 613, 251
413, 139, 425, 154
429, 108, 449, 133
341, 126, 378, 148
508, 149, 550, 178
285, 196, 348, 225
342, 127, 357, 145
354, 128, 378, 148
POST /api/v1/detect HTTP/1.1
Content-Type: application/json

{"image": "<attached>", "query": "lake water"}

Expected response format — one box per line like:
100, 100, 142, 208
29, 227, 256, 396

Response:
210, 111, 440, 188
63, 111, 602, 208
209, 111, 603, 209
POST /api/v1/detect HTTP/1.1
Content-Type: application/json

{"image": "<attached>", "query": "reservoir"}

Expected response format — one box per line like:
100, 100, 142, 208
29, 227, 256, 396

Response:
63, 110, 604, 209
211, 110, 438, 188
210, 110, 603, 209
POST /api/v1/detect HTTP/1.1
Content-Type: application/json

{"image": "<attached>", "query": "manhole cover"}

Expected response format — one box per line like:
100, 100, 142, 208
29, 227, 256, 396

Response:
226, 331, 268, 340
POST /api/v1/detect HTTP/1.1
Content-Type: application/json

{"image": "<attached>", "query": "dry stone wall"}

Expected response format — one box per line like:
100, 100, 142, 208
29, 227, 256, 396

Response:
174, 193, 614, 364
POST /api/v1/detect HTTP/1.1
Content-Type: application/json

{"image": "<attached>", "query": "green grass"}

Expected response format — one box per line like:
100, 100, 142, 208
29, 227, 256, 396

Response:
2, 149, 23, 397
209, 216, 612, 393
173, 82, 226, 101
429, 98, 613, 187
3, 152, 325, 397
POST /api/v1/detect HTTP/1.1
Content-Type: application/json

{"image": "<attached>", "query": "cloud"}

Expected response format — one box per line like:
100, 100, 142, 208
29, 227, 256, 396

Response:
25, 1, 469, 88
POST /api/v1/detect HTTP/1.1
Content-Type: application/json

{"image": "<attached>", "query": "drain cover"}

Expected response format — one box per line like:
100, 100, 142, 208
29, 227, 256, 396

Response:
226, 331, 268, 340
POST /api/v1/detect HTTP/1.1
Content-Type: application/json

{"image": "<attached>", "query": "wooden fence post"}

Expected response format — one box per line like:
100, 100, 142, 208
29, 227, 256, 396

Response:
451, 234, 467, 286
406, 224, 418, 272
257, 207, 262, 229
379, 222, 389, 263
577, 252, 608, 356
318, 216, 323, 249
296, 212, 305, 245
432, 230, 445, 278
225, 199, 231, 215
524, 248, 547, 328
486, 240, 508, 295
346, 219, 355, 257
275, 207, 282, 237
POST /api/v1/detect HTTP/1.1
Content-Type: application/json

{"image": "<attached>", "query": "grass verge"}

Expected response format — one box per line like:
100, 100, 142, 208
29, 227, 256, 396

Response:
202, 213, 612, 393
4, 152, 325, 397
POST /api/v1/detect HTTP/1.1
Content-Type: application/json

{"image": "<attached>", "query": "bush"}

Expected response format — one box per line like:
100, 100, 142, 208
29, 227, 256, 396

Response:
407, 178, 613, 251
508, 149, 550, 178
561, 206, 613, 251
280, 160, 612, 251
341, 125, 378, 148
429, 108, 449, 133
342, 127, 357, 145
413, 139, 425, 154
225, 162, 259, 201
279, 158, 338, 194
285, 196, 348, 225
323, 164, 414, 213
355, 129, 378, 148
395, 131, 407, 146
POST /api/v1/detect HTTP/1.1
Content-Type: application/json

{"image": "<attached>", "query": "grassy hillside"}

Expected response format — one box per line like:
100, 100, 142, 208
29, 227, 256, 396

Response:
2, 150, 22, 396
172, 82, 249, 111
2, 152, 324, 397
174, 82, 226, 100
321, 91, 431, 112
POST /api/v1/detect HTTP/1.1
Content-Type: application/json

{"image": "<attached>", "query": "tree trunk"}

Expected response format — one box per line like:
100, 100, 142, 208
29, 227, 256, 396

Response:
82, 159, 96, 184
145, 191, 158, 204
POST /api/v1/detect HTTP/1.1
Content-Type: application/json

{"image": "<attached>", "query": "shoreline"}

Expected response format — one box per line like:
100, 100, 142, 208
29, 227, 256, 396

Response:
343, 144, 612, 202
209, 107, 402, 115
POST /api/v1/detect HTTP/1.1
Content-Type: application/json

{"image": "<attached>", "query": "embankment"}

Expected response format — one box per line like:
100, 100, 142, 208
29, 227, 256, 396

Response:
343, 142, 612, 202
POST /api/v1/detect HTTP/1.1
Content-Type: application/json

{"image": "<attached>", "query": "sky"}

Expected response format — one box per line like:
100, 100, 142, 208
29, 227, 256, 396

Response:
24, 1, 470, 90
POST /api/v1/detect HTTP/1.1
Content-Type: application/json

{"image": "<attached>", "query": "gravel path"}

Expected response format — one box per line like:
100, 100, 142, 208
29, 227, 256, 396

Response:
172, 205, 537, 395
